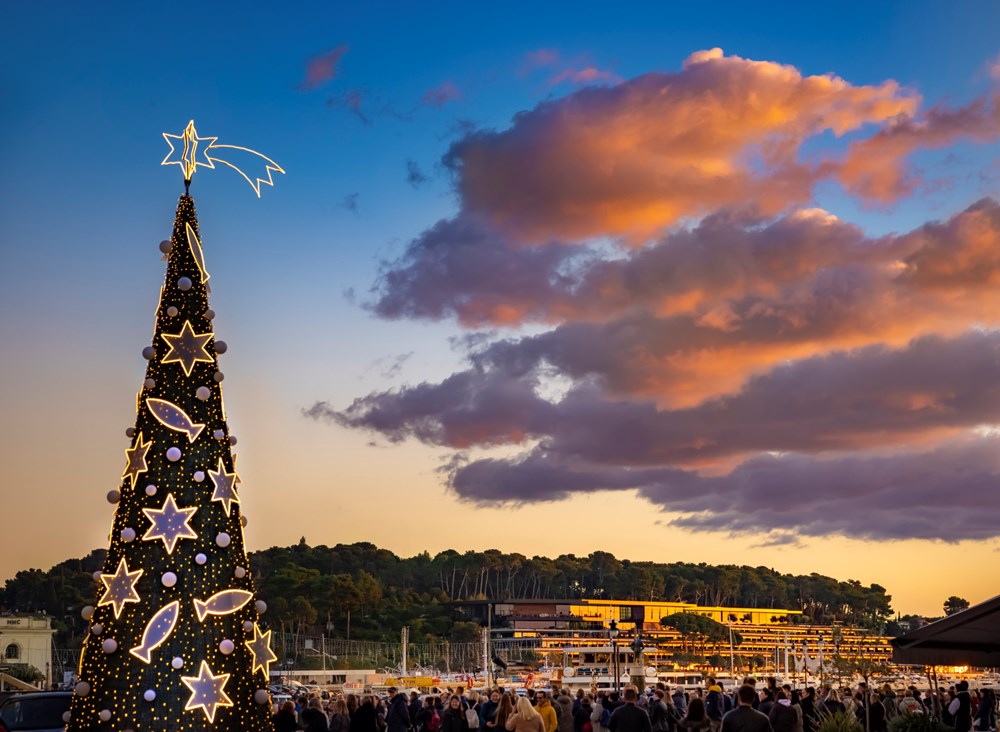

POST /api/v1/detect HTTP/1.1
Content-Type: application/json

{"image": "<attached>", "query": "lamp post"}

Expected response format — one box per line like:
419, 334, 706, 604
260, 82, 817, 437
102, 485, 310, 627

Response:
630, 629, 645, 694
608, 619, 620, 694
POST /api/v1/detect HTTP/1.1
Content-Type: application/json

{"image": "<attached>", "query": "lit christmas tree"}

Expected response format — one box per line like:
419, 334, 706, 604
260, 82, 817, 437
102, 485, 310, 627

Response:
67, 122, 283, 732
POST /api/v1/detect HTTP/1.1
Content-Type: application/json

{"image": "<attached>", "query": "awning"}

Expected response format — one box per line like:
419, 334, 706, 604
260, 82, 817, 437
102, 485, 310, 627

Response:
891, 593, 1000, 666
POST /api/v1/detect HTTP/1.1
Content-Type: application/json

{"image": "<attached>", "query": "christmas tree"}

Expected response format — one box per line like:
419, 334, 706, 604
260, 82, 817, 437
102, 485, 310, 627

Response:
66, 189, 278, 731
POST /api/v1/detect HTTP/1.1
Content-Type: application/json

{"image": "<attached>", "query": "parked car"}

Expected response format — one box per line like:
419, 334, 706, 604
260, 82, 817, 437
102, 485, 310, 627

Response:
0, 691, 72, 732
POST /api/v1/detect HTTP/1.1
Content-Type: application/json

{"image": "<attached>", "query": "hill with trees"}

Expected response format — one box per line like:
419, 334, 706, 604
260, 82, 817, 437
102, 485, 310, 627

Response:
1, 540, 894, 650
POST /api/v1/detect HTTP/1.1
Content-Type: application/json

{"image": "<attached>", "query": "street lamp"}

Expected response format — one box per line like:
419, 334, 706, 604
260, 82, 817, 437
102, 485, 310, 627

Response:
608, 619, 620, 694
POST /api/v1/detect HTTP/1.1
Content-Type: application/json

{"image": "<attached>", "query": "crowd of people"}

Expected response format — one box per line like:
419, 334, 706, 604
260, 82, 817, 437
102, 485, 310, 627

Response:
272, 678, 998, 732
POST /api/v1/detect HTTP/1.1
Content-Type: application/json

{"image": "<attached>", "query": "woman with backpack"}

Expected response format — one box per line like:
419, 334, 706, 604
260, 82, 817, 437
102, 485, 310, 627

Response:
591, 692, 612, 732
417, 696, 443, 732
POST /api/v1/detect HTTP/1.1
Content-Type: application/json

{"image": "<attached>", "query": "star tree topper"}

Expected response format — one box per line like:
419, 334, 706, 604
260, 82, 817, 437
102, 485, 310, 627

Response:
162, 119, 285, 197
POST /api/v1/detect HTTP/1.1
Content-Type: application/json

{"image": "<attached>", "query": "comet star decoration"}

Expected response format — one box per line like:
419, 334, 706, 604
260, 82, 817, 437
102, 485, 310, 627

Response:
162, 119, 285, 197
67, 123, 280, 732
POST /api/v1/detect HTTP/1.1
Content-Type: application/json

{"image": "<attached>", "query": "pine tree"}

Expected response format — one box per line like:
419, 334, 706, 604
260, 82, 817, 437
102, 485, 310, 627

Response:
67, 195, 276, 732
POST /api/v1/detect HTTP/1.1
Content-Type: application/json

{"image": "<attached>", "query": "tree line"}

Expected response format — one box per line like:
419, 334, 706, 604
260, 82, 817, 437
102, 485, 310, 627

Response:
0, 539, 893, 649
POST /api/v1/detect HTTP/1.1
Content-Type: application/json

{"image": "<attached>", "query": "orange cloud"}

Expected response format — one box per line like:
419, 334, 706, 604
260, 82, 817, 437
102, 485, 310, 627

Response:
449, 48, 918, 245
548, 66, 622, 86
520, 48, 559, 74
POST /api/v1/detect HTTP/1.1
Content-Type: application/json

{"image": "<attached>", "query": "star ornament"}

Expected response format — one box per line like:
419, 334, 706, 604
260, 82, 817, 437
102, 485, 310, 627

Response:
143, 494, 198, 554
162, 120, 218, 181
161, 320, 214, 377
98, 558, 144, 619
245, 622, 278, 678
122, 432, 152, 485
208, 458, 240, 517
182, 660, 233, 723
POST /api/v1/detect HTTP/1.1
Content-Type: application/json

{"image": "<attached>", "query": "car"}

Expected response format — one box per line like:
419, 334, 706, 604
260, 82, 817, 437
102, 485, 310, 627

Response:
0, 691, 72, 732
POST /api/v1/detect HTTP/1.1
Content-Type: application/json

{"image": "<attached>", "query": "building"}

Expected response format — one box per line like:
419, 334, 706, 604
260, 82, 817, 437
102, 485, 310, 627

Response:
456, 599, 892, 673
0, 614, 55, 685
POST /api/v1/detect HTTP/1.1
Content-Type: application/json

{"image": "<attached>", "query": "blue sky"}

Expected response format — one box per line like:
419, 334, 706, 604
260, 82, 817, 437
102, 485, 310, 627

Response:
3, 1, 1000, 615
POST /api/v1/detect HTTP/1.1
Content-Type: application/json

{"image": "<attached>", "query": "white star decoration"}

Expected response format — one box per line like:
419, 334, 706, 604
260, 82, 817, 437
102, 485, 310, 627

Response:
245, 622, 277, 677
98, 557, 143, 618
143, 494, 198, 554
161, 320, 214, 377
182, 660, 233, 723
208, 457, 240, 516
122, 432, 152, 485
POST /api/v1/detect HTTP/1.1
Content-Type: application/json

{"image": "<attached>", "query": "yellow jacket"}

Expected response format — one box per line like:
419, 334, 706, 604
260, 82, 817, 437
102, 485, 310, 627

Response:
537, 701, 558, 732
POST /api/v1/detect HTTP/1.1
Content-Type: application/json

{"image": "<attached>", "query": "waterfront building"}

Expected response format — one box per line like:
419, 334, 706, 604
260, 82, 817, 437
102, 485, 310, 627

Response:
0, 614, 55, 685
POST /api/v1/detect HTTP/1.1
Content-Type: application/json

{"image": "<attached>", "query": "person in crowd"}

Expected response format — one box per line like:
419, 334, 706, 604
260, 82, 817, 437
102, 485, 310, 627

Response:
508, 695, 546, 732
416, 695, 442, 732
558, 689, 576, 732
330, 699, 352, 732
948, 681, 972, 732
721, 686, 772, 732
767, 691, 801, 732
303, 696, 331, 732
975, 688, 995, 732
649, 689, 677, 732
592, 691, 612, 732
758, 690, 775, 718
483, 690, 503, 730
864, 692, 886, 732
678, 698, 712, 732
412, 693, 426, 725
672, 688, 688, 716
442, 694, 472, 732
536, 690, 559, 732
495, 693, 516, 732
348, 694, 360, 718
575, 695, 594, 732
386, 687, 411, 732
352, 695, 381, 732
707, 685, 727, 732
274, 700, 299, 732
897, 690, 922, 715
819, 690, 846, 717
608, 686, 652, 732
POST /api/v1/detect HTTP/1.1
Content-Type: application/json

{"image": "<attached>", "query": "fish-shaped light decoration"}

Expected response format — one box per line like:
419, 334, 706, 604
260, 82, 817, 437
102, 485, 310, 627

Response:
130, 600, 180, 663
162, 120, 284, 197
194, 588, 254, 622
147, 398, 205, 443
185, 222, 209, 284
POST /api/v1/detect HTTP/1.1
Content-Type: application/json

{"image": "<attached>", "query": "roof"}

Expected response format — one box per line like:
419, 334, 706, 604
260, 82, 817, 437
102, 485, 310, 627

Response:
891, 593, 1000, 666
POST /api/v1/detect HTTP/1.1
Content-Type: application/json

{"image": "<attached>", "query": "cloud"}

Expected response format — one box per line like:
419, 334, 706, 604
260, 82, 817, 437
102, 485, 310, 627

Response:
340, 193, 359, 213
447, 48, 919, 245
443, 436, 1000, 542
520, 48, 559, 74
320, 330, 1000, 464
327, 89, 369, 124
548, 67, 622, 86
318, 48, 1000, 545
839, 93, 1000, 201
990, 53, 1000, 81
422, 80, 462, 108
301, 46, 349, 90
405, 160, 430, 189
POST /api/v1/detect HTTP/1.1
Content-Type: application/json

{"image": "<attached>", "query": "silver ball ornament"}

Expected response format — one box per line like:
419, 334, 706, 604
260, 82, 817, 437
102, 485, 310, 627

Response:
63, 712, 71, 723
107, 490, 120, 504
205, 308, 216, 320
216, 532, 231, 547
92, 571, 102, 582
121, 527, 136, 542
102, 638, 117, 654
177, 276, 192, 291
144, 689, 156, 702
81, 606, 94, 621
100, 709, 111, 722
161, 572, 177, 588
75, 681, 90, 696
219, 639, 235, 655
244, 620, 254, 632
229, 435, 238, 446
196, 386, 211, 401
167, 306, 178, 317
125, 427, 135, 438
142, 346, 155, 360
255, 689, 271, 705
255, 600, 267, 614
193, 470, 205, 482
166, 446, 182, 462
235, 566, 246, 579
240, 515, 248, 528
195, 553, 207, 565
144, 378, 156, 389
214, 340, 228, 354
159, 239, 172, 253
214, 371, 225, 382
213, 429, 226, 440
91, 623, 103, 635
145, 484, 157, 496
171, 656, 183, 669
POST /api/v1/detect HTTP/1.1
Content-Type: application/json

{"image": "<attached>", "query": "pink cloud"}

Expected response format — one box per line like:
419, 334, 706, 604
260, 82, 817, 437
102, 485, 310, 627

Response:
301, 45, 349, 90
520, 48, 559, 74
548, 66, 622, 86
422, 80, 462, 108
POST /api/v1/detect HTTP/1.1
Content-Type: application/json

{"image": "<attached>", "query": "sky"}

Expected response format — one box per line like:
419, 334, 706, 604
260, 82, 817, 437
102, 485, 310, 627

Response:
2, 1, 1000, 618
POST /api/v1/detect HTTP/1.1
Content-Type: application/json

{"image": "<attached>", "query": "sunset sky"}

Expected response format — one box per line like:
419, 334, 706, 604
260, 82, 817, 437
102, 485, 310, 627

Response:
3, 1, 1000, 617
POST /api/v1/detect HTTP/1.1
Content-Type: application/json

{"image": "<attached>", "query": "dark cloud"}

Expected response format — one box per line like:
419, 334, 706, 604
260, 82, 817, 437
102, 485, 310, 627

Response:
327, 89, 369, 124
405, 160, 430, 189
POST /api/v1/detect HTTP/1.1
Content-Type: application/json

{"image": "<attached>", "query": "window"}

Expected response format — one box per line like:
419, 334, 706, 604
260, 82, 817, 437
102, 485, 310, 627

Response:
4, 643, 20, 660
